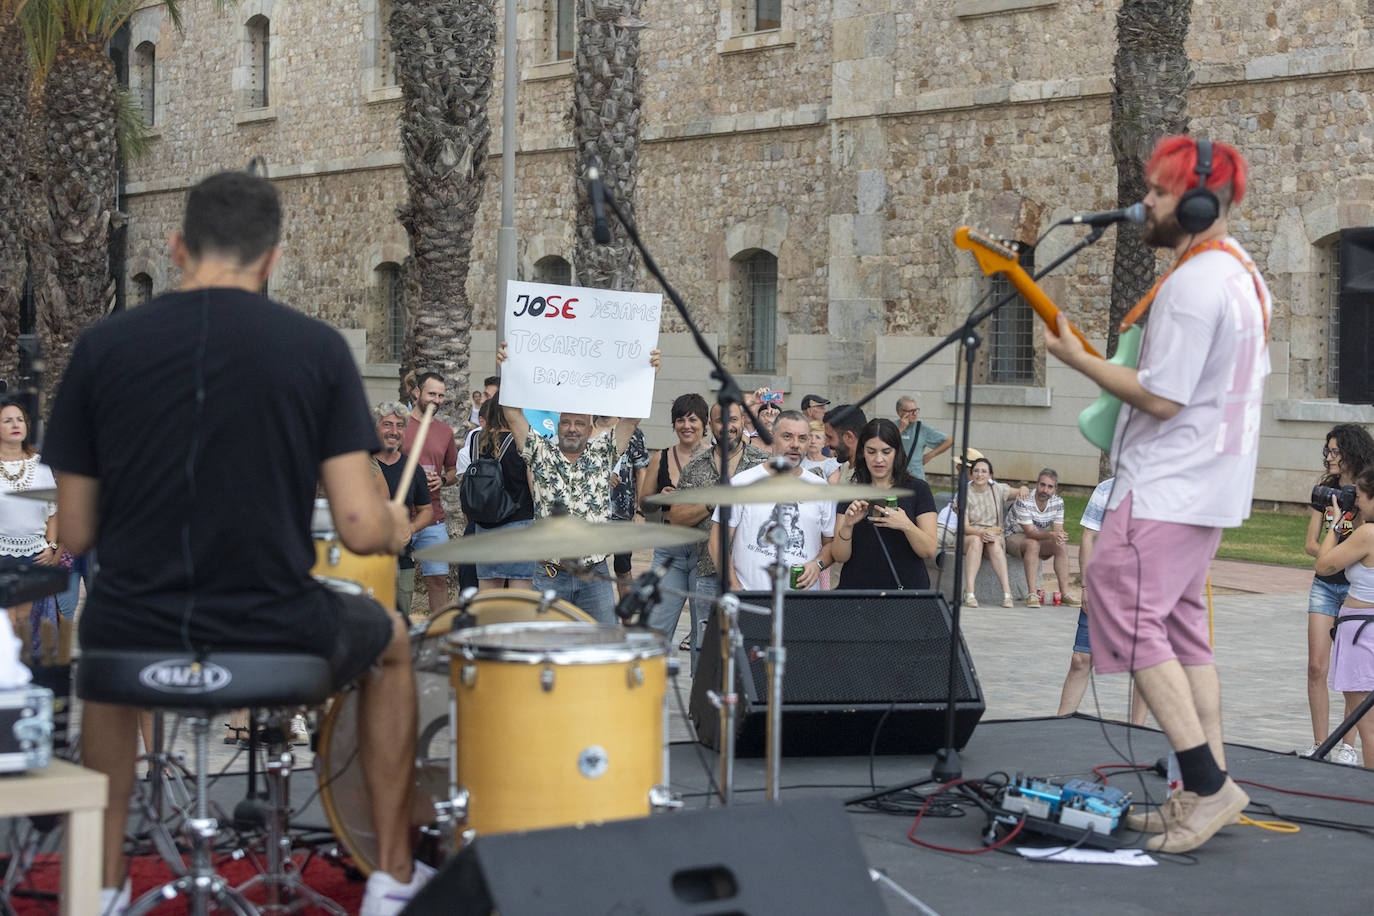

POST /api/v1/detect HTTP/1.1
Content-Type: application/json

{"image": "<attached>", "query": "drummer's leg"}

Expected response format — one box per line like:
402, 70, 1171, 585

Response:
357, 611, 418, 881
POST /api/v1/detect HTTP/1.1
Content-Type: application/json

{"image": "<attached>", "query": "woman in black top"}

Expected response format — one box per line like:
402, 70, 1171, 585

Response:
472, 391, 537, 591
641, 393, 710, 637
830, 418, 938, 589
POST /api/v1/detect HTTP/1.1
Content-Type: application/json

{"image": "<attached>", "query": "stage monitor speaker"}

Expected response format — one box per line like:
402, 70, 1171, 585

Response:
690, 589, 984, 757
400, 800, 884, 915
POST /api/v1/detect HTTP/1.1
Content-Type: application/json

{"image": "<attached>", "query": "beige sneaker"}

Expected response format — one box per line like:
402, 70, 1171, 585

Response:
1143, 777, 1249, 853
1123, 793, 1183, 834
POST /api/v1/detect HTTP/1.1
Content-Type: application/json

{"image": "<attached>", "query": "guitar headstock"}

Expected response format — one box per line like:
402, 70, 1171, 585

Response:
953, 227, 1022, 277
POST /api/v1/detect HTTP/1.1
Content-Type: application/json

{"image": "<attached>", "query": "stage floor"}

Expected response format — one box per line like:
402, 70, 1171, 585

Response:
669, 715, 1371, 916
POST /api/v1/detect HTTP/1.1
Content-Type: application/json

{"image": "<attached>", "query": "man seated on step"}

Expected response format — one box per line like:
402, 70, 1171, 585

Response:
1004, 468, 1079, 607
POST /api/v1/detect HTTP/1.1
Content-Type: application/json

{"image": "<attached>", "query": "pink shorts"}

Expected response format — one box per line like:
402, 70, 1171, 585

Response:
1084, 491, 1222, 675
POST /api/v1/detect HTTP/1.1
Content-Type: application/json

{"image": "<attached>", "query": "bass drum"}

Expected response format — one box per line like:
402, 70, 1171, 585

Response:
316, 590, 592, 875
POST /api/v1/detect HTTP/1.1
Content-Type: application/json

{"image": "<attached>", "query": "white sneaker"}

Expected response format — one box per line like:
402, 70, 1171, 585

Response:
1329, 742, 1360, 766
290, 714, 310, 746
1300, 742, 1324, 759
99, 879, 131, 916
361, 860, 436, 916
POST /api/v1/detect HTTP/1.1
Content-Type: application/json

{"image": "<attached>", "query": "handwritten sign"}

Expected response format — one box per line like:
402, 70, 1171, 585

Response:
500, 280, 662, 418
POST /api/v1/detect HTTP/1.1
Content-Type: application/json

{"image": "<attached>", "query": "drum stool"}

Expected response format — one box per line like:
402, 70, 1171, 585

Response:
78, 650, 337, 916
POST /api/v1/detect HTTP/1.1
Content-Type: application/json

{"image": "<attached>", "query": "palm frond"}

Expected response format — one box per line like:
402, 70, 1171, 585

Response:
115, 84, 150, 161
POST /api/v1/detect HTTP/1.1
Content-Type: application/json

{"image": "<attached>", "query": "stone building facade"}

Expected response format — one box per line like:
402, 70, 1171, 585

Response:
120, 0, 1374, 502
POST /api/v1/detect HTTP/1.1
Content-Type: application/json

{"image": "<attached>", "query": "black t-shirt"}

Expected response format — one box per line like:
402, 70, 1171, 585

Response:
837, 480, 937, 590
44, 288, 380, 655
378, 454, 432, 570
469, 431, 535, 524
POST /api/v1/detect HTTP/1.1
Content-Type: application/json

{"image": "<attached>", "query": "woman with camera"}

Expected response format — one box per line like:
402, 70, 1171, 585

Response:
829, 419, 938, 589
1314, 465, 1374, 768
1302, 423, 1374, 763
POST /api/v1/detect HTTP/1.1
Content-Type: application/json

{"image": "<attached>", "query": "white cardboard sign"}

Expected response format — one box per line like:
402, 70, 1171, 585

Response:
499, 280, 662, 418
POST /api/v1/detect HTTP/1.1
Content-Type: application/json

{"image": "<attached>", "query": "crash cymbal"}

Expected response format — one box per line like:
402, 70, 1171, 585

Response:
413, 513, 709, 565
645, 473, 911, 507
5, 488, 56, 502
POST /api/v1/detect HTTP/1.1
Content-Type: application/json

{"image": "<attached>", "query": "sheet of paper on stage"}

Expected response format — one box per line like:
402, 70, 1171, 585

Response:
1016, 846, 1157, 866
500, 281, 661, 418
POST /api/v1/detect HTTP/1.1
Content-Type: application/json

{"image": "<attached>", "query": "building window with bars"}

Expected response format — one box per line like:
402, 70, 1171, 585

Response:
1326, 240, 1341, 398
246, 16, 270, 108
986, 243, 1036, 384
553, 0, 574, 61
133, 42, 155, 125
754, 0, 781, 31
735, 250, 778, 373
377, 263, 404, 361
533, 255, 572, 286
1331, 229, 1374, 403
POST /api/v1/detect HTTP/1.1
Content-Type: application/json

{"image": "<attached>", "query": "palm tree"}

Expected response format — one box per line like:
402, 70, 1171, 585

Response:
0, 1, 32, 384
390, 0, 494, 436
1107, 0, 1193, 357
572, 0, 643, 293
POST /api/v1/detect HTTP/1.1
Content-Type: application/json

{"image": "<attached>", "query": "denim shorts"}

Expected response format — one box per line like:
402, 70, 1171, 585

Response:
1308, 577, 1350, 619
474, 517, 537, 579
411, 522, 450, 577
1072, 608, 1092, 655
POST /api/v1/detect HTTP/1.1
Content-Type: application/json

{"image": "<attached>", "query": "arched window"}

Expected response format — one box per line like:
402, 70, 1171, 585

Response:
987, 242, 1036, 383
246, 16, 270, 108
377, 263, 405, 361
551, 0, 574, 61
736, 250, 777, 373
132, 273, 154, 305
532, 255, 572, 286
377, 0, 397, 86
754, 0, 781, 31
133, 42, 155, 125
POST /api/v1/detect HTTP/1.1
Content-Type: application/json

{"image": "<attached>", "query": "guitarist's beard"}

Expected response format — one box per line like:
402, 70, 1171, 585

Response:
1142, 212, 1190, 249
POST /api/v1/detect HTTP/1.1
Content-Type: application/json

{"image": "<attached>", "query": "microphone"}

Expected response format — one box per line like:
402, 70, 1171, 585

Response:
587, 157, 611, 244
615, 564, 666, 627
1058, 202, 1146, 227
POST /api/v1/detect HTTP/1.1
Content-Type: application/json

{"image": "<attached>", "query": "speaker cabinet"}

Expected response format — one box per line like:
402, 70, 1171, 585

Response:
401, 800, 884, 915
690, 589, 984, 756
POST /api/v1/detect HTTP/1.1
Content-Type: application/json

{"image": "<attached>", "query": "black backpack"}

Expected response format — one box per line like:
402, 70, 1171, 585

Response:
459, 433, 520, 527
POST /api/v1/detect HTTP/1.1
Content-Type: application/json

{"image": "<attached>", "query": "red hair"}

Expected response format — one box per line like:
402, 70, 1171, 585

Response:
1144, 135, 1248, 205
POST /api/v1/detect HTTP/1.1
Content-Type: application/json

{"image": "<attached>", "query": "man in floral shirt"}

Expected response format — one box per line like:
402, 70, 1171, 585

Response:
497, 343, 661, 622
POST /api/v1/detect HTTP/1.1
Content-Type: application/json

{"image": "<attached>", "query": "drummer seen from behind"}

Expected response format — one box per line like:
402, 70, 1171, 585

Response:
708, 410, 835, 592
494, 340, 661, 623
43, 170, 428, 915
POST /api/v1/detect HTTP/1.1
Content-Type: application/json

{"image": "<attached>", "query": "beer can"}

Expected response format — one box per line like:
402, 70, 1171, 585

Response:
789, 565, 806, 588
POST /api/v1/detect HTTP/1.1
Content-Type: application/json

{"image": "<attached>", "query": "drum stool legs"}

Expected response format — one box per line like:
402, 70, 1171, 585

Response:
77, 651, 337, 916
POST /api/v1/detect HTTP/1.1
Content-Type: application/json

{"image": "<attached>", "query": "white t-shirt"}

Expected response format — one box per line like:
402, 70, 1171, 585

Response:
1080, 478, 1115, 533
1006, 493, 1064, 537
712, 464, 836, 591
0, 456, 57, 557
1109, 240, 1271, 528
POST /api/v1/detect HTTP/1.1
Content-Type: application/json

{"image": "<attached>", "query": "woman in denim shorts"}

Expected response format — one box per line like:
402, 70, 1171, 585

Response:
1302, 423, 1374, 762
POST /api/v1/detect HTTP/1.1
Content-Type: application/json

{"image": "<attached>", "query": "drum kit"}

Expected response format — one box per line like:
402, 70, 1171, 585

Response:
306, 471, 911, 870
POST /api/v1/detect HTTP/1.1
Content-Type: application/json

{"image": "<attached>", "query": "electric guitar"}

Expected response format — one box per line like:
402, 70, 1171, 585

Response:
953, 227, 1131, 451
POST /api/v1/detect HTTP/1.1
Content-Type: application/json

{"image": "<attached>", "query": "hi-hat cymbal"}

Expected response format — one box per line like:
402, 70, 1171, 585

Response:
4, 488, 56, 502
645, 473, 911, 507
413, 513, 709, 565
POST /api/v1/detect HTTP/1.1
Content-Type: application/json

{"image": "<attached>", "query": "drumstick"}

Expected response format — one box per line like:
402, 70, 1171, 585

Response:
391, 403, 435, 507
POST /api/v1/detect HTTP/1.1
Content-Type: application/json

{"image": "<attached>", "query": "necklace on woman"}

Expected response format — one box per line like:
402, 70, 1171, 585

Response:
0, 455, 33, 486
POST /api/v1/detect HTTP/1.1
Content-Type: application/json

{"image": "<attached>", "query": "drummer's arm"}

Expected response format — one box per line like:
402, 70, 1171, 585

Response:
54, 472, 99, 556
321, 451, 410, 555
665, 500, 710, 527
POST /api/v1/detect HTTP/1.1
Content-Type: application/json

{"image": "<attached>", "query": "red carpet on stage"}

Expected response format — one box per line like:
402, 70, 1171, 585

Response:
9, 853, 365, 914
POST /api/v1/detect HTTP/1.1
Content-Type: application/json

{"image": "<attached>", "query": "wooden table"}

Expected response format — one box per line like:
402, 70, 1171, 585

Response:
0, 758, 108, 916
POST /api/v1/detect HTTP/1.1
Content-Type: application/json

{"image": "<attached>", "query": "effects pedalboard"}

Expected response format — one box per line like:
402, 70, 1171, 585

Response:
988, 775, 1133, 850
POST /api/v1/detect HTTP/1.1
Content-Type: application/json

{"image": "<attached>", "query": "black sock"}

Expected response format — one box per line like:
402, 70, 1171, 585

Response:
1175, 744, 1226, 796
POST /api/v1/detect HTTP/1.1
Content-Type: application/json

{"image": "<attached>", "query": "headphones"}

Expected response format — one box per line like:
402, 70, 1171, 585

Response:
1175, 137, 1220, 234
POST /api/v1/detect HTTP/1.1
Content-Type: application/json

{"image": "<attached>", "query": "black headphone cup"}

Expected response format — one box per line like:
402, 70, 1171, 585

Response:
1176, 137, 1220, 234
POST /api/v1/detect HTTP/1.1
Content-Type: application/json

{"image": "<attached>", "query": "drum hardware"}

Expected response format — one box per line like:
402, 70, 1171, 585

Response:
540, 667, 555, 691
761, 504, 791, 803
460, 664, 477, 687
627, 664, 644, 688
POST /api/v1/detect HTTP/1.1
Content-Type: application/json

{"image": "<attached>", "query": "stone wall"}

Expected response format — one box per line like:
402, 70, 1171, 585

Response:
120, 0, 1374, 504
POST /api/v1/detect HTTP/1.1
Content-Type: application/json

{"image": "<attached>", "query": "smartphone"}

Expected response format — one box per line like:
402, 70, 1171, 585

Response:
760, 390, 783, 404
869, 502, 885, 519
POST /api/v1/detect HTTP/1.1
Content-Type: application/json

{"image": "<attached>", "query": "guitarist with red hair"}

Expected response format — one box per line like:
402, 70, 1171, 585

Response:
1046, 135, 1271, 853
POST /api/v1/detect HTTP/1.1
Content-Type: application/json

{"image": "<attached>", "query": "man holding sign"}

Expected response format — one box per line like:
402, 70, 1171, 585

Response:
496, 339, 661, 623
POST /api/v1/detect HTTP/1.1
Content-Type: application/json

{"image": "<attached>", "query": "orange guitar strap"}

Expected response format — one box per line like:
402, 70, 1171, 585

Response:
1117, 239, 1269, 339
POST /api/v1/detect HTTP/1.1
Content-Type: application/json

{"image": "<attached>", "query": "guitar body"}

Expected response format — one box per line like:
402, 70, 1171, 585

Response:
1076, 325, 1141, 452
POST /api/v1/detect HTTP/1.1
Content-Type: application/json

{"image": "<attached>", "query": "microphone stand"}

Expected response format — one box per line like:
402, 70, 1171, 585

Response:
597, 177, 773, 806
846, 225, 1108, 804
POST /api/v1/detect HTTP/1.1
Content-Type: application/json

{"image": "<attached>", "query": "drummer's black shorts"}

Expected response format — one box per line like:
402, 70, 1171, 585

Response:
324, 590, 398, 691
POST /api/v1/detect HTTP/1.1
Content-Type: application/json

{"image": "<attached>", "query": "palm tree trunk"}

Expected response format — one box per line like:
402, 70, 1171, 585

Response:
391, 0, 494, 435
1107, 0, 1193, 355
0, 21, 29, 385
573, 0, 643, 292
29, 39, 119, 407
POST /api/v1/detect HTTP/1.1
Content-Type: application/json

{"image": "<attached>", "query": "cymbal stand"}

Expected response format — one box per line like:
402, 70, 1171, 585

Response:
762, 505, 791, 802
595, 173, 773, 807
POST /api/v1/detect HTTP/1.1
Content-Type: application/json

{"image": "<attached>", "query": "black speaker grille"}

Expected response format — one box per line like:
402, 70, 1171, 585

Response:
733, 590, 979, 705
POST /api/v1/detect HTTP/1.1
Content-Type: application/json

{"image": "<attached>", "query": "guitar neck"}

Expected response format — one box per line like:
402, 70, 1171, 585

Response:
998, 261, 1103, 360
